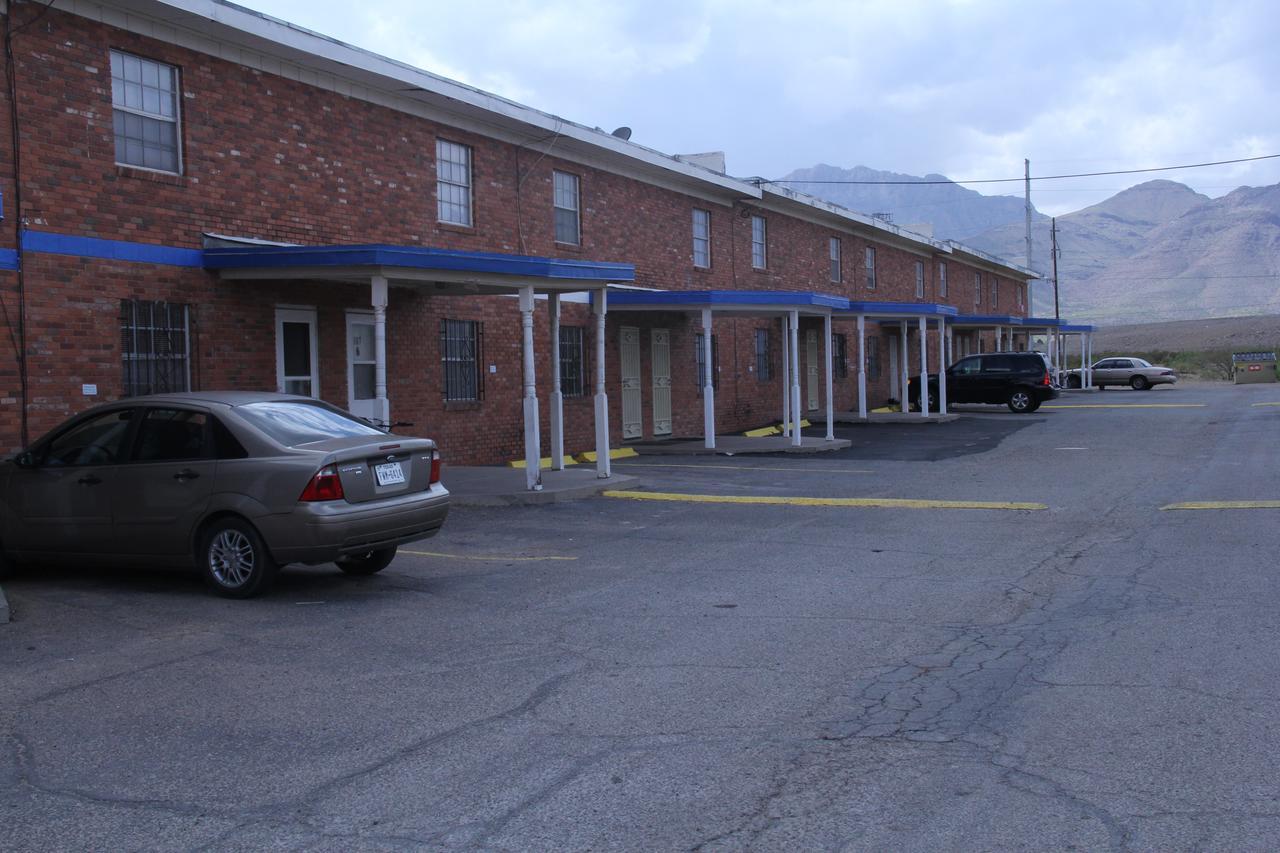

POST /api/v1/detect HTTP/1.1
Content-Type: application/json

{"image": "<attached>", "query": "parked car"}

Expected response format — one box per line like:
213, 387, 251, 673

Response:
908, 352, 1059, 413
1065, 357, 1178, 390
0, 392, 449, 597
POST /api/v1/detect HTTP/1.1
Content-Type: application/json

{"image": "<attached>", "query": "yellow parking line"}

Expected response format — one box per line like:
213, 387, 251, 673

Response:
1161, 501, 1280, 511
1041, 404, 1207, 409
603, 490, 1045, 510
616, 462, 872, 474
400, 549, 577, 561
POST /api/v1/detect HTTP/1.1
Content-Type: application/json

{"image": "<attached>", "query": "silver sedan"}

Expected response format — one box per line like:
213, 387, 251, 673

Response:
0, 392, 449, 597
1066, 357, 1178, 390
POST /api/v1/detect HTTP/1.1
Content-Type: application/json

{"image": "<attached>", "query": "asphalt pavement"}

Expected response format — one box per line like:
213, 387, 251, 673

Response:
3, 381, 1280, 850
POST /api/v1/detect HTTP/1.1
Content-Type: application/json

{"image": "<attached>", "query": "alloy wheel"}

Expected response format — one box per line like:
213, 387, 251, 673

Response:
208, 529, 255, 588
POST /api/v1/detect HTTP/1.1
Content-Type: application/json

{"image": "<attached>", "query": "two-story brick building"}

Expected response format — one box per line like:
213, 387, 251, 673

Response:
0, 0, 1042, 484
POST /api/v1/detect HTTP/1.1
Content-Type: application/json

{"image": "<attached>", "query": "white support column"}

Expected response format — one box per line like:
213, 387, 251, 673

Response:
823, 314, 834, 440
938, 318, 949, 416
918, 316, 929, 418
593, 290, 611, 479
519, 286, 541, 491
780, 315, 791, 436
789, 311, 802, 446
1086, 333, 1093, 388
549, 293, 565, 470
898, 320, 908, 412
702, 308, 716, 449
371, 275, 390, 428
856, 315, 868, 420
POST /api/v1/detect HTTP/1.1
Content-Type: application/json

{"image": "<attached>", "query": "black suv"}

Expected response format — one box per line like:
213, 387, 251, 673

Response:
908, 352, 1059, 413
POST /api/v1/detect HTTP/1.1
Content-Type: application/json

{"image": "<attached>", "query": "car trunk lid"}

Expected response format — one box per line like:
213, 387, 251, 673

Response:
303, 437, 437, 504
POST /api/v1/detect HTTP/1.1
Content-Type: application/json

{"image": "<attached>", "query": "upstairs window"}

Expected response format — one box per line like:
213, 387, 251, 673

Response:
1018, 282, 1026, 309
121, 299, 190, 396
692, 209, 711, 268
436, 139, 473, 226
751, 216, 767, 269
990, 278, 999, 309
829, 237, 841, 283
440, 319, 483, 401
915, 261, 925, 298
938, 261, 948, 298
973, 272, 982, 306
111, 51, 181, 174
559, 326, 587, 397
865, 247, 877, 290
553, 170, 580, 245
754, 328, 772, 381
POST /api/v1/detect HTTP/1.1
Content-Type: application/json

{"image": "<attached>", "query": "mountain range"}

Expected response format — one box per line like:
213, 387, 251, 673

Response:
777, 165, 1280, 325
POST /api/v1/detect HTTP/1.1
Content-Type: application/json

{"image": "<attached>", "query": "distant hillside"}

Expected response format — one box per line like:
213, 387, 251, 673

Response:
1091, 314, 1280, 353
776, 164, 1033, 240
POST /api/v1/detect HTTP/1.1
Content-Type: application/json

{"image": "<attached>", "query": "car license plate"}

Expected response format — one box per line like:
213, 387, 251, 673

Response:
375, 461, 406, 486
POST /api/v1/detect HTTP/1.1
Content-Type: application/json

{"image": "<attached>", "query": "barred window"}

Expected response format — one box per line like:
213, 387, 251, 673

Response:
111, 51, 181, 174
829, 237, 841, 283
553, 170, 580, 245
695, 332, 719, 393
121, 300, 190, 396
440, 319, 483, 401
754, 328, 772, 381
751, 216, 767, 269
834, 333, 848, 378
865, 247, 877, 290
938, 261, 948, 298
692, 209, 711, 268
866, 335, 881, 380
915, 261, 925, 298
436, 139, 473, 226
559, 326, 587, 397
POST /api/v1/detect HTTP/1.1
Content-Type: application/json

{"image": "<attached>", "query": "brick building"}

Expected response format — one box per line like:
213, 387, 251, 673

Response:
0, 0, 1039, 477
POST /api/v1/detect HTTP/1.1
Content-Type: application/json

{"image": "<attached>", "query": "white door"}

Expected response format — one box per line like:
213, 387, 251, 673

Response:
620, 326, 643, 439
651, 329, 672, 436
276, 307, 319, 397
805, 328, 820, 411
346, 312, 378, 421
888, 334, 900, 400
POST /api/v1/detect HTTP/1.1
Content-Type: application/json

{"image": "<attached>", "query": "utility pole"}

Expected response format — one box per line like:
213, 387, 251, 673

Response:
1024, 158, 1033, 275
1051, 216, 1060, 321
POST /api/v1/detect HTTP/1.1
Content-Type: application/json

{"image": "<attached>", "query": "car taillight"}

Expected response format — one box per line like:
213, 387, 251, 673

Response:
1042, 371, 1052, 386
299, 464, 345, 502
429, 450, 441, 485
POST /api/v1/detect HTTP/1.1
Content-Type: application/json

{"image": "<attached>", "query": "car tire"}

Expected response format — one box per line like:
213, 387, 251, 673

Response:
0, 547, 14, 581
1007, 389, 1034, 413
335, 546, 397, 576
198, 517, 278, 599
1131, 375, 1150, 391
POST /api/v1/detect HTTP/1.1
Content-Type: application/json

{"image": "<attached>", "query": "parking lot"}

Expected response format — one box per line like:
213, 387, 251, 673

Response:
4, 381, 1280, 850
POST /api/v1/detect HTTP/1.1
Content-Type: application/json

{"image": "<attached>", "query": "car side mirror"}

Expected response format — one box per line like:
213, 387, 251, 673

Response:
13, 451, 37, 468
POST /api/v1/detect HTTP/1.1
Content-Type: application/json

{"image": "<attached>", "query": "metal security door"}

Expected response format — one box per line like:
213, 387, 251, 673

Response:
651, 329, 672, 436
620, 326, 643, 439
805, 328, 820, 411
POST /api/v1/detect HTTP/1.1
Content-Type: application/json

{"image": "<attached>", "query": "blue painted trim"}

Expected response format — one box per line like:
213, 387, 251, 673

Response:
204, 243, 634, 282
23, 230, 204, 267
1059, 324, 1094, 332
1023, 316, 1063, 327
0, 248, 17, 270
606, 289, 848, 310
842, 301, 959, 317
950, 314, 1025, 325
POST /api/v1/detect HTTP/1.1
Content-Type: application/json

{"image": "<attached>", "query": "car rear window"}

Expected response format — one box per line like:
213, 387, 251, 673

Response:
237, 401, 384, 446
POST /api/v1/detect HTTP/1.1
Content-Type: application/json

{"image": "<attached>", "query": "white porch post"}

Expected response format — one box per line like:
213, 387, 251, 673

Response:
938, 318, 949, 416
898, 320, 908, 412
1079, 333, 1086, 386
918, 315, 929, 418
519, 286, 541, 490
370, 275, 390, 427
549, 293, 565, 470
702, 308, 716, 449
823, 314, 834, 440
789, 310, 802, 446
780, 315, 791, 436
856, 314, 868, 420
1086, 333, 1093, 388
593, 290, 611, 479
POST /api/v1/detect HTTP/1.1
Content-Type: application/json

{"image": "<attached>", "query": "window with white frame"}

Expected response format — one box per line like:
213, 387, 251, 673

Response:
121, 300, 190, 396
1018, 282, 1026, 309
110, 51, 181, 174
754, 328, 772, 381
865, 247, 877, 290
973, 272, 982, 305
751, 216, 767, 269
990, 278, 998, 309
559, 326, 587, 396
553, 170, 580, 245
440, 318, 483, 401
692, 209, 711, 268
436, 139, 473, 226
915, 261, 925, 298
939, 261, 948, 298
829, 237, 841, 283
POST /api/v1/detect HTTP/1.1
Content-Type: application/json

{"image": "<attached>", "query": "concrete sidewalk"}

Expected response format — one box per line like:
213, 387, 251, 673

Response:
442, 464, 641, 507
628, 435, 850, 455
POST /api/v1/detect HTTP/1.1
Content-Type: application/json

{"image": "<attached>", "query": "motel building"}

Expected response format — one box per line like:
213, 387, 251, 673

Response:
0, 0, 1085, 491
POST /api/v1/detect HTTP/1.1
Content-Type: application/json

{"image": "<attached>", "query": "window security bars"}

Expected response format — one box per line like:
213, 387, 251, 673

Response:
755, 328, 772, 381
559, 326, 587, 397
834, 333, 848, 378
866, 336, 881, 380
440, 319, 483, 401
111, 51, 181, 173
121, 300, 190, 396
695, 332, 719, 392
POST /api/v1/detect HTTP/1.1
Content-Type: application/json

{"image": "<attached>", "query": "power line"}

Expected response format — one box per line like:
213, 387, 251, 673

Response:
764, 153, 1280, 187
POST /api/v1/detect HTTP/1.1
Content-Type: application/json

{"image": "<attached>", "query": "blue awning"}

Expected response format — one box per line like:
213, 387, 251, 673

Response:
604, 289, 848, 312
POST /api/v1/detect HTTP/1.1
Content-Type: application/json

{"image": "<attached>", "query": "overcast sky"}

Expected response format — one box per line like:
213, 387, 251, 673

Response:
246, 0, 1279, 216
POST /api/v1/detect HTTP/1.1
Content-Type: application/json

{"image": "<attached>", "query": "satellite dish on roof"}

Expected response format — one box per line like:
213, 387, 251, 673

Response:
611, 126, 632, 140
